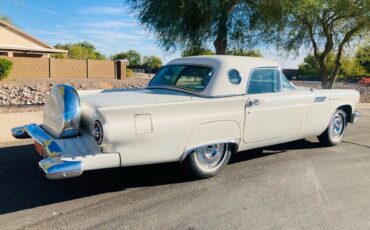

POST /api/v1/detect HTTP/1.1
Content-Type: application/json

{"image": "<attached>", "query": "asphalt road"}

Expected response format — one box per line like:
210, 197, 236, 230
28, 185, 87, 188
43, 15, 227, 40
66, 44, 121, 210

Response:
0, 108, 369, 230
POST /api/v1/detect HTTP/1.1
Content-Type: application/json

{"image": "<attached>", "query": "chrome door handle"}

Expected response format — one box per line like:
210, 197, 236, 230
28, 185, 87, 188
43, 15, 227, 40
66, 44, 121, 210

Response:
253, 99, 261, 106
246, 99, 261, 107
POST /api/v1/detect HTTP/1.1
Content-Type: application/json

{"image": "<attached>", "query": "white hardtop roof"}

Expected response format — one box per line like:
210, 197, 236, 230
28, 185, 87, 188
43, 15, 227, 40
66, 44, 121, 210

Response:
168, 55, 278, 69
165, 55, 280, 97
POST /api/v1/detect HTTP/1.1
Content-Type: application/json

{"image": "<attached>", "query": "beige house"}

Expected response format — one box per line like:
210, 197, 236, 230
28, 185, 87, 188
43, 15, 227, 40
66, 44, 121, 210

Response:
0, 19, 66, 58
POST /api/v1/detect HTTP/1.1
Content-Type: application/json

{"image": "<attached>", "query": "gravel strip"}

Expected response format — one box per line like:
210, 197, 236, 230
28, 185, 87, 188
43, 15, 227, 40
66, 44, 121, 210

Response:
0, 78, 149, 113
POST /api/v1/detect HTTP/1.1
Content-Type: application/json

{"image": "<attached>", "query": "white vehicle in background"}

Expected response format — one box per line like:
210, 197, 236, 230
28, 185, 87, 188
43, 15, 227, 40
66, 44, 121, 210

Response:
12, 56, 361, 179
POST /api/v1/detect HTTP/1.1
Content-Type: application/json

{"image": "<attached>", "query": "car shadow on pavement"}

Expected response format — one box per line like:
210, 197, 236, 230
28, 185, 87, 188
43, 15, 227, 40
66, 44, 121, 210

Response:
0, 139, 321, 215
230, 139, 322, 164
0, 144, 192, 215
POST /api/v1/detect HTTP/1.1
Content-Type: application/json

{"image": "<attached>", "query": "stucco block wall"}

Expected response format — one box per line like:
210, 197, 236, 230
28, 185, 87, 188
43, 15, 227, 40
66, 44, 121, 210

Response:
50, 58, 87, 79
2, 57, 126, 80
5, 57, 49, 79
119, 60, 127, 79
88, 59, 115, 79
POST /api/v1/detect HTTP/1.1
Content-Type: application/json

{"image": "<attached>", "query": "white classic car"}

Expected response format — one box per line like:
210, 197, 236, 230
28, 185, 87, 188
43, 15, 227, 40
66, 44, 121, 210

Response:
12, 56, 361, 179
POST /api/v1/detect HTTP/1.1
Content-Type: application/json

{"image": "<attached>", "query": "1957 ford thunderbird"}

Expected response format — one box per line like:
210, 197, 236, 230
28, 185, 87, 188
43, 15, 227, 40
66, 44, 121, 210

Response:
11, 56, 361, 179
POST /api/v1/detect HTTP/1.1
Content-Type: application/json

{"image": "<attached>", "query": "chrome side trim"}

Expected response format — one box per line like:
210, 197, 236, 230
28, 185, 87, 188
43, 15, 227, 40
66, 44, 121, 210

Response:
39, 158, 83, 179
180, 138, 240, 162
350, 111, 361, 124
11, 125, 30, 139
314, 96, 327, 102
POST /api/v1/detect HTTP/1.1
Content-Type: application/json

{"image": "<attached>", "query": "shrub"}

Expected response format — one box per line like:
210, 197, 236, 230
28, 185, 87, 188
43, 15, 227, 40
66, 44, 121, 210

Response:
359, 77, 370, 87
0, 58, 13, 80
126, 68, 134, 78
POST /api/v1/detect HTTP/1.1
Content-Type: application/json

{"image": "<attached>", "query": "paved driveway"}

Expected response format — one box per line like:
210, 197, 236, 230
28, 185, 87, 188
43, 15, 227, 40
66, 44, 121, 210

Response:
0, 107, 369, 230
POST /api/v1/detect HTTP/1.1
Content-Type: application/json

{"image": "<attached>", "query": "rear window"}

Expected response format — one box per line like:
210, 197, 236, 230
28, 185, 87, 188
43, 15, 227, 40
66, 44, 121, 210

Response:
149, 65, 214, 92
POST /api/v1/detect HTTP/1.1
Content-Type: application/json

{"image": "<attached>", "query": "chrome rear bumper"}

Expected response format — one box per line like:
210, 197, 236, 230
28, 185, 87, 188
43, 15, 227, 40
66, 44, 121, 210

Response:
39, 158, 83, 179
12, 124, 83, 179
350, 111, 361, 124
11, 124, 120, 179
11, 125, 30, 139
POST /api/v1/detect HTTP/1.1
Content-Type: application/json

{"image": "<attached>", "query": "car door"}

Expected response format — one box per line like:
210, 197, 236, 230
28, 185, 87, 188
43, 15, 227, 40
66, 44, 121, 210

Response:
243, 68, 304, 143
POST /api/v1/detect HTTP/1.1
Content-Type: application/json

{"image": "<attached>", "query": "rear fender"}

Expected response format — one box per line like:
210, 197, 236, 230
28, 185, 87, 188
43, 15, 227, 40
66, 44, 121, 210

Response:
181, 120, 241, 162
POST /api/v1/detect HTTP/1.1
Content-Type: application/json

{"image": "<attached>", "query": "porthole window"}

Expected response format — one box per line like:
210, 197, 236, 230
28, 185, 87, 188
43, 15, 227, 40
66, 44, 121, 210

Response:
228, 69, 241, 85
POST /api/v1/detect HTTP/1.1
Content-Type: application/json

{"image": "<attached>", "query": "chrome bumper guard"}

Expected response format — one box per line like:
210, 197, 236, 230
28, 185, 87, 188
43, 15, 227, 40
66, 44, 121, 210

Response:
11, 124, 83, 179
11, 125, 30, 139
350, 111, 361, 124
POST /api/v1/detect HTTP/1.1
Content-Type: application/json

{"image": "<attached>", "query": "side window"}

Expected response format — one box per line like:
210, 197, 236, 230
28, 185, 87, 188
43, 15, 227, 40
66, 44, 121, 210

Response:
281, 72, 295, 90
247, 68, 280, 94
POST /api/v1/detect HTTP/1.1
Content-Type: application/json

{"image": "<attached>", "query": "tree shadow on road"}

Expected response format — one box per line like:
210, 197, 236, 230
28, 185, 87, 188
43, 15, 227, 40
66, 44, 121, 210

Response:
0, 139, 321, 214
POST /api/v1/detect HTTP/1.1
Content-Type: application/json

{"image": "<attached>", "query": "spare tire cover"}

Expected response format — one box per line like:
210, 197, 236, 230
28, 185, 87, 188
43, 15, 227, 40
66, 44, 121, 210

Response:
43, 84, 81, 138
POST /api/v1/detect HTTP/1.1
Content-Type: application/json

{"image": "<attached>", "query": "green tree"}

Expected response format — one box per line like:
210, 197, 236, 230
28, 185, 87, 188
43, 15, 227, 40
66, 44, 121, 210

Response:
259, 0, 370, 88
181, 47, 215, 57
299, 53, 335, 79
127, 0, 261, 54
340, 55, 368, 79
111, 50, 142, 66
356, 40, 370, 73
53, 42, 106, 60
299, 53, 367, 80
0, 58, 13, 80
142, 55, 162, 76
227, 48, 263, 57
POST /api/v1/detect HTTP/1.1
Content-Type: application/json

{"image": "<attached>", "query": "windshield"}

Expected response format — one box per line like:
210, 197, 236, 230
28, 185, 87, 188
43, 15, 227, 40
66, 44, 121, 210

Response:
149, 65, 214, 92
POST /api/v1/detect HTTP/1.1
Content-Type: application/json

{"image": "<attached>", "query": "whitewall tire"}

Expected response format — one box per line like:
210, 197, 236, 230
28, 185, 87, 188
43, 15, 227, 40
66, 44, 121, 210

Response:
184, 143, 232, 178
318, 110, 347, 146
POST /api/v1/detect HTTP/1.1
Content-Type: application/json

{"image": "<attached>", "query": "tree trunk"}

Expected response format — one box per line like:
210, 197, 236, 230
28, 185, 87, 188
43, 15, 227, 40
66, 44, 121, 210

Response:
328, 44, 345, 89
328, 62, 341, 89
214, 38, 227, 55
213, 11, 228, 55
318, 58, 329, 89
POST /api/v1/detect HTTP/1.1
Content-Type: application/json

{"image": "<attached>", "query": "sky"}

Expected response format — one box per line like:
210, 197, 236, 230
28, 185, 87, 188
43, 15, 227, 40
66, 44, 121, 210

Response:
1, 0, 305, 68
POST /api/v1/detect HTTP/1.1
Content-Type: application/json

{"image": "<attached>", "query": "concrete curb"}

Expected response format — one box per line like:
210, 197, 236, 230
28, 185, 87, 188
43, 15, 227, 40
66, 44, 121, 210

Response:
0, 111, 43, 145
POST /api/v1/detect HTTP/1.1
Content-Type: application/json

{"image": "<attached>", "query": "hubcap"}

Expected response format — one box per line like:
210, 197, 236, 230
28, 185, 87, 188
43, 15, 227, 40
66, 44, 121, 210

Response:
194, 143, 226, 169
329, 113, 345, 141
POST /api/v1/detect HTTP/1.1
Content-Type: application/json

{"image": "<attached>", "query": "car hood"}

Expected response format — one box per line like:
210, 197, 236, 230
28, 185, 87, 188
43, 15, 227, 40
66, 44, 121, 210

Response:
78, 88, 193, 109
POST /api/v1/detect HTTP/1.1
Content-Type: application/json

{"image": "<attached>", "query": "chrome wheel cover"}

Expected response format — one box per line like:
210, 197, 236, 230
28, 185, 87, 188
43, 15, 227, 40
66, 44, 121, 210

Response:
329, 112, 345, 142
194, 143, 226, 169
